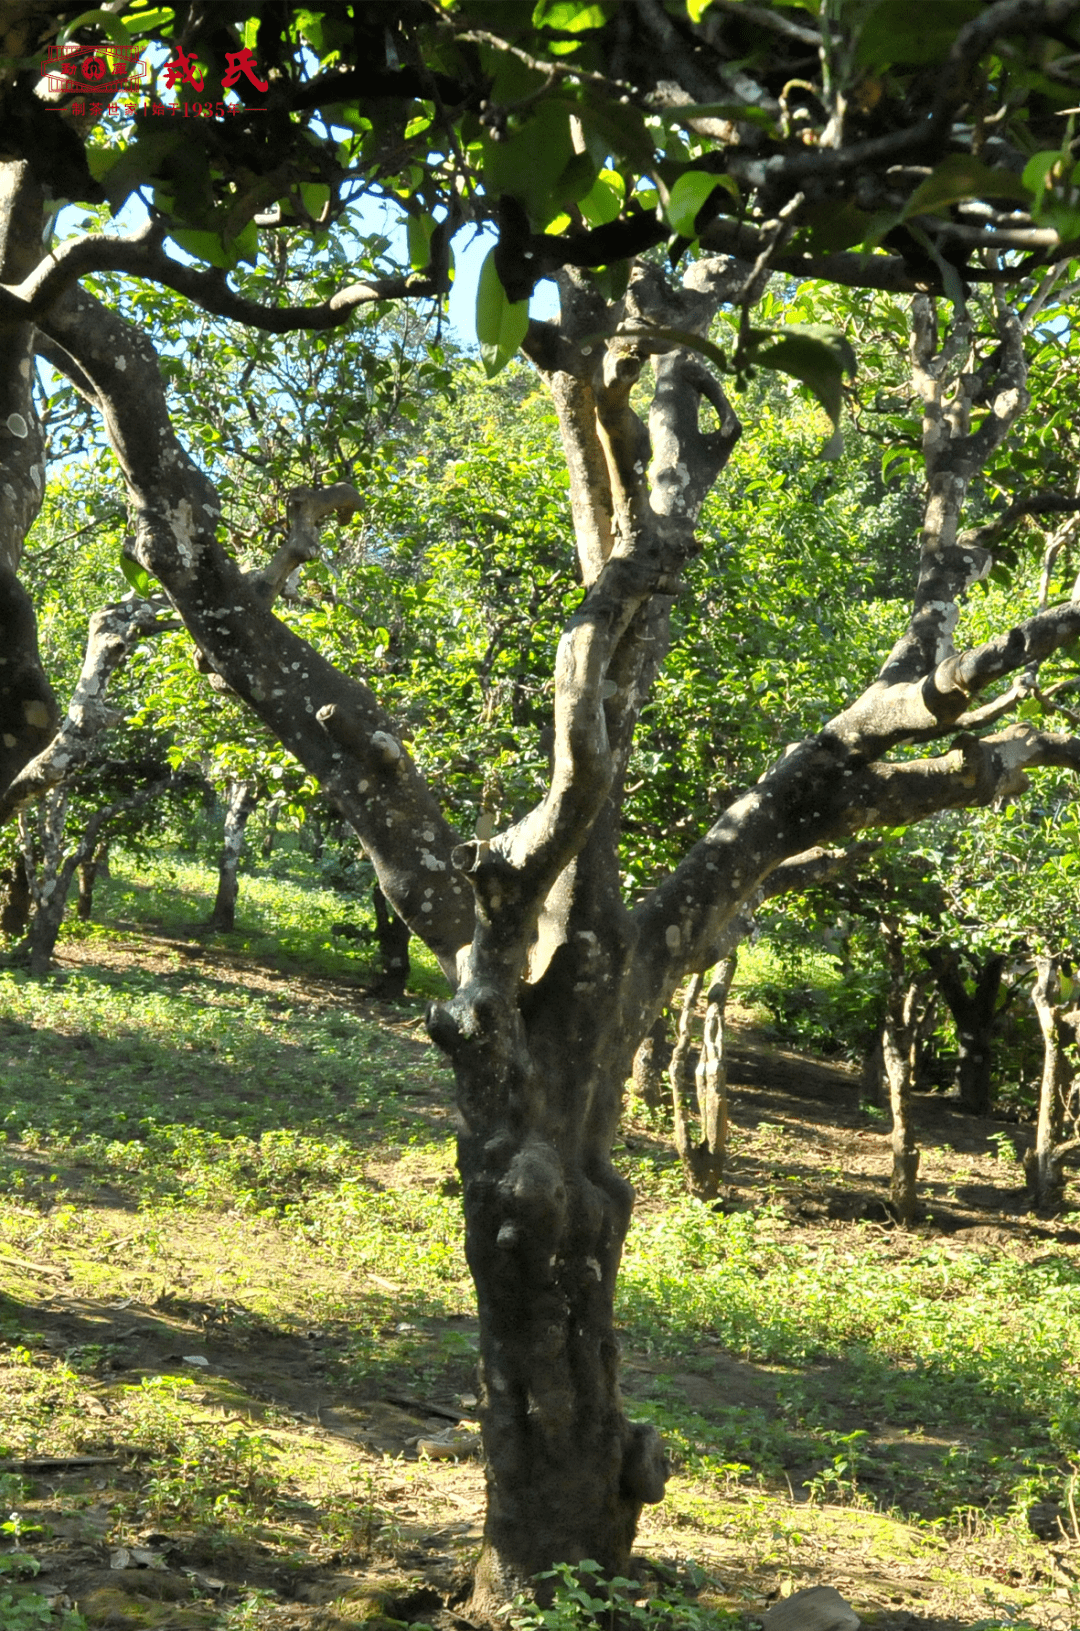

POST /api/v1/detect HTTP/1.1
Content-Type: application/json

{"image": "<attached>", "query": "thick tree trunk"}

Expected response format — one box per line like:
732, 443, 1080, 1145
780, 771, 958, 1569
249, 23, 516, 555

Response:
630, 1014, 670, 1109
925, 946, 1004, 1115
0, 854, 31, 937
370, 881, 410, 999
22, 790, 69, 976
0, 163, 58, 796
1027, 959, 1080, 1212
208, 780, 258, 933
435, 986, 668, 1618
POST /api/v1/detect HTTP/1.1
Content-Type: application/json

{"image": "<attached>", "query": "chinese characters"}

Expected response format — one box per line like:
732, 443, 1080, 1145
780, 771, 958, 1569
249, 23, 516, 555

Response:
41, 40, 268, 119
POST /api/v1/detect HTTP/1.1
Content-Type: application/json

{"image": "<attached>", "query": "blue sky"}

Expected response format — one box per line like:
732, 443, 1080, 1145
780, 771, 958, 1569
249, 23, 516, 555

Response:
354, 196, 560, 346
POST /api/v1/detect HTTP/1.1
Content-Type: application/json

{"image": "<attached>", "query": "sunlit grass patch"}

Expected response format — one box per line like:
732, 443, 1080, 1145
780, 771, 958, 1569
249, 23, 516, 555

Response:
619, 1198, 1080, 1525
77, 851, 450, 997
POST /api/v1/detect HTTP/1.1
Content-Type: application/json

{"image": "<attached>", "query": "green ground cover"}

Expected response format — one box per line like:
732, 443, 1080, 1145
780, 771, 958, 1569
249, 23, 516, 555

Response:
1, 854, 1078, 1630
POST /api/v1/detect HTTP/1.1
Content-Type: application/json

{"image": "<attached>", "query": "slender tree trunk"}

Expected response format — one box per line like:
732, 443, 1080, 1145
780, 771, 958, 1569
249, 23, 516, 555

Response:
925, 946, 1004, 1115
881, 927, 922, 1226
692, 952, 737, 1194
861, 1028, 886, 1108
370, 881, 410, 999
1027, 958, 1080, 1212
668, 958, 736, 1198
76, 842, 108, 921
208, 779, 258, 933
631, 1014, 670, 1109
670, 972, 703, 1181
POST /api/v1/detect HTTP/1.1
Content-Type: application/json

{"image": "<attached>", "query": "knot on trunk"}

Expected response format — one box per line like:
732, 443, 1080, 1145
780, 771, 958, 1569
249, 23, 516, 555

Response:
620, 1421, 668, 1504
496, 1138, 567, 1252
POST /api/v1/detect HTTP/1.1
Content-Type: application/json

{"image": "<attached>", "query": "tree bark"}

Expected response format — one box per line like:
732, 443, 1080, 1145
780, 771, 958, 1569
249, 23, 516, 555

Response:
0, 162, 58, 795
924, 945, 1005, 1115
881, 927, 923, 1226
1027, 958, 1080, 1212
207, 779, 258, 933
669, 958, 736, 1198
370, 881, 411, 999
0, 853, 30, 937
441, 989, 668, 1617
76, 843, 107, 921
631, 1014, 670, 1109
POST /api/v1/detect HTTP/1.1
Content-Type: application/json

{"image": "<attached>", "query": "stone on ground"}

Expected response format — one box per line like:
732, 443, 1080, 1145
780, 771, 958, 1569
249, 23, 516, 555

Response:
762, 1584, 860, 1630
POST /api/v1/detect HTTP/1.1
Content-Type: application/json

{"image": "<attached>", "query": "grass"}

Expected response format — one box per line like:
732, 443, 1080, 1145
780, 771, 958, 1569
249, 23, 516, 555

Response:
1, 851, 1079, 1628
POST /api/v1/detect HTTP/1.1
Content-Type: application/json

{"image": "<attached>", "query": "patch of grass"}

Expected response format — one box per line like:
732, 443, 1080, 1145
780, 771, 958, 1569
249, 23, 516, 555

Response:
78, 853, 450, 997
3, 851, 1080, 1628
619, 1198, 1080, 1525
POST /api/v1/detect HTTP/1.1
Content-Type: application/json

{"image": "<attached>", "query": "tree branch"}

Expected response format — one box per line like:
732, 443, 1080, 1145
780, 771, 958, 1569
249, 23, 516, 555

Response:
246, 483, 362, 607
37, 284, 474, 980
0, 598, 165, 827
5, 223, 448, 329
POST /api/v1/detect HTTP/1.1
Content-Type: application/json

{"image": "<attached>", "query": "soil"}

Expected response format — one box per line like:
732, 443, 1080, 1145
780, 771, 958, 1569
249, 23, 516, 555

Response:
2, 946, 1079, 1631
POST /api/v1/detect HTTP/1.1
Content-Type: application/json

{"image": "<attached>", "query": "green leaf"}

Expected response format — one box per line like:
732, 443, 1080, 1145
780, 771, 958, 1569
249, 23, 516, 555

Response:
169, 228, 234, 268
665, 170, 737, 237
747, 323, 856, 434
800, 199, 872, 253
407, 212, 436, 270
577, 100, 654, 172
299, 182, 331, 222
57, 7, 132, 51
86, 145, 122, 183
857, 0, 983, 67
476, 249, 530, 378
93, 128, 183, 211
120, 553, 154, 598
481, 99, 575, 223
1023, 150, 1065, 217
902, 153, 1031, 218
122, 7, 175, 38
532, 0, 611, 29
904, 222, 966, 308
578, 168, 624, 227
660, 100, 775, 130
232, 218, 259, 266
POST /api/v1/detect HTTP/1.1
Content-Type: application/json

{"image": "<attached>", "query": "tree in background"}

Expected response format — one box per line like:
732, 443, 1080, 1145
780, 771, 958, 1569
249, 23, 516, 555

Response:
5, 1, 1080, 1605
